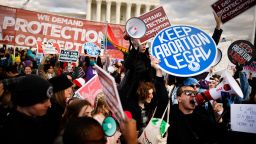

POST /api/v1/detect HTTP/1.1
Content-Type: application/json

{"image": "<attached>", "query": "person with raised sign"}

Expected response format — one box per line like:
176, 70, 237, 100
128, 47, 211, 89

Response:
38, 54, 58, 80
119, 34, 155, 110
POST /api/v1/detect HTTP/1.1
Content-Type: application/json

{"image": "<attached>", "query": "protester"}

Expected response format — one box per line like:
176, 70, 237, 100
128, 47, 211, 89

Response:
38, 54, 58, 80
1, 75, 55, 144
49, 74, 74, 109
47, 74, 74, 143
119, 34, 154, 109
167, 85, 226, 144
63, 116, 138, 144
23, 66, 33, 75
53, 98, 93, 144
125, 57, 168, 136
93, 95, 122, 144
63, 117, 107, 144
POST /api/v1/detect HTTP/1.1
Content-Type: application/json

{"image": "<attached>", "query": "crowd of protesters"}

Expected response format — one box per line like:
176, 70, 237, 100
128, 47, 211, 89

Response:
0, 14, 256, 144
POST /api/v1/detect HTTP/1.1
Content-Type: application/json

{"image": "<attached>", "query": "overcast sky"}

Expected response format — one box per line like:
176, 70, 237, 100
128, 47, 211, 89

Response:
0, 0, 255, 42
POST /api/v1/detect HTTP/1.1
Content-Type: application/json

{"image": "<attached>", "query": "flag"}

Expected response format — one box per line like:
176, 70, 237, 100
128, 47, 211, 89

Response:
106, 25, 128, 53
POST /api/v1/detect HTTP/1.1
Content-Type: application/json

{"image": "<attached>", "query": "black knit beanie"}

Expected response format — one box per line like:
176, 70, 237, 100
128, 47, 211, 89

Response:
48, 74, 73, 93
12, 75, 53, 107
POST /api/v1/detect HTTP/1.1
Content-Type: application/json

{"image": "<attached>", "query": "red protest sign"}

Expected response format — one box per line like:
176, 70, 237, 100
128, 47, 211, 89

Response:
211, 0, 256, 24
228, 40, 256, 66
0, 5, 127, 52
75, 75, 103, 106
139, 6, 171, 43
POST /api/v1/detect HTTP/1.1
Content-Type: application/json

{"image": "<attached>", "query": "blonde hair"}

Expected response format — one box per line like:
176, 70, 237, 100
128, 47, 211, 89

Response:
93, 94, 110, 117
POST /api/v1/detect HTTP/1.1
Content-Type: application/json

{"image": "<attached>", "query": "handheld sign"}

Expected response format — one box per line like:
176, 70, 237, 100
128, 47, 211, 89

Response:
94, 65, 125, 124
75, 75, 103, 106
83, 42, 100, 57
244, 61, 256, 74
212, 0, 256, 24
37, 41, 60, 54
139, 6, 171, 43
231, 104, 256, 134
151, 25, 217, 77
228, 40, 255, 66
59, 49, 79, 63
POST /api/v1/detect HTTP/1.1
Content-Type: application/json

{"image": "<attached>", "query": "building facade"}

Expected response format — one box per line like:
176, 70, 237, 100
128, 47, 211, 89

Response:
86, 0, 160, 24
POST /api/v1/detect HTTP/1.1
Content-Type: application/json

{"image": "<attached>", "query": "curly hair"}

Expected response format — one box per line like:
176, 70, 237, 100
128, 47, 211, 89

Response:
136, 82, 155, 101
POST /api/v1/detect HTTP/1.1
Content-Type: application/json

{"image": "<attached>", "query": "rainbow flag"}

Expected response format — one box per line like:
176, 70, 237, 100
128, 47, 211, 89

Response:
106, 25, 128, 53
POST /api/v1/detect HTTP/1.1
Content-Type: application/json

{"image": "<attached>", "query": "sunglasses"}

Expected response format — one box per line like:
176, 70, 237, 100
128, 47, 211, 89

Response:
182, 90, 197, 97
189, 84, 200, 88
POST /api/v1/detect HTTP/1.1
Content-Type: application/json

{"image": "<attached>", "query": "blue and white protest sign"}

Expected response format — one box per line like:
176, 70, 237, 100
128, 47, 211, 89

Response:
151, 25, 217, 77
83, 42, 100, 57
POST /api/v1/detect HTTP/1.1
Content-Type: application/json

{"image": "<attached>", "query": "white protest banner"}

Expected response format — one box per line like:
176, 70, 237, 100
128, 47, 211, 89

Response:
231, 104, 256, 134
59, 49, 79, 63
37, 41, 60, 54
94, 64, 125, 123
139, 6, 171, 43
75, 75, 103, 106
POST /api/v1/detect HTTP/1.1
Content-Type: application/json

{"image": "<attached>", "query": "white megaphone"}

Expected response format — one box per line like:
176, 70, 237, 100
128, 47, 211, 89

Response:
212, 48, 222, 66
125, 17, 146, 39
195, 70, 243, 105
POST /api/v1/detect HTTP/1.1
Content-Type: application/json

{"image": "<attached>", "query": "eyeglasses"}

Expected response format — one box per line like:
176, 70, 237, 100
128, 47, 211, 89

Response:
182, 90, 197, 97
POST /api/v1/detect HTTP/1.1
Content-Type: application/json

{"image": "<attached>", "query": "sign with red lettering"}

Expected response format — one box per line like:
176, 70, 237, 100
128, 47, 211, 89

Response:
0, 5, 127, 53
244, 61, 256, 72
228, 40, 255, 66
211, 0, 256, 23
75, 75, 103, 106
37, 41, 60, 54
139, 6, 171, 43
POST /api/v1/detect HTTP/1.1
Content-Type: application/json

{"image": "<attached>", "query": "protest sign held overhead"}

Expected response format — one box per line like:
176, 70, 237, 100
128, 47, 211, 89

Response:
59, 49, 79, 63
37, 41, 60, 54
151, 25, 217, 77
94, 64, 125, 124
83, 42, 101, 57
228, 40, 255, 66
244, 61, 256, 74
212, 0, 256, 24
75, 75, 103, 106
231, 104, 256, 134
139, 6, 171, 43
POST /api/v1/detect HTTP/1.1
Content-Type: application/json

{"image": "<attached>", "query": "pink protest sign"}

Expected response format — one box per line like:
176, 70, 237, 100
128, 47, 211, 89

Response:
75, 75, 103, 106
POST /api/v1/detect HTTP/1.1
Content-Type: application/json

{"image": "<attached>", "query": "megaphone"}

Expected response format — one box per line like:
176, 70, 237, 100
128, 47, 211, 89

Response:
102, 116, 117, 137
195, 70, 243, 105
125, 17, 146, 39
212, 48, 222, 66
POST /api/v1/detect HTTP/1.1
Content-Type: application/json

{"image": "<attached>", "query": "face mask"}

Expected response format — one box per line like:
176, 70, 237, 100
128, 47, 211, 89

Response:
90, 61, 96, 66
